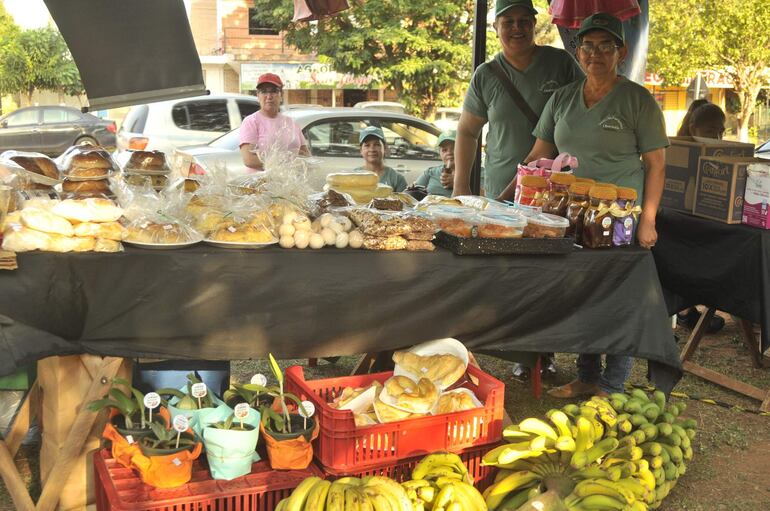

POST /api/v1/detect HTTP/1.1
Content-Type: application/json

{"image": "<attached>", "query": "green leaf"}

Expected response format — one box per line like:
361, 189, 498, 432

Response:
108, 388, 136, 415
86, 398, 118, 413
268, 353, 283, 387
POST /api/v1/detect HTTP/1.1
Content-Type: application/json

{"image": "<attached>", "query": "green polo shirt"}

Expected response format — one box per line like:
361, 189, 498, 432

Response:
415, 165, 453, 197
352, 166, 407, 192
533, 76, 669, 201
463, 46, 583, 198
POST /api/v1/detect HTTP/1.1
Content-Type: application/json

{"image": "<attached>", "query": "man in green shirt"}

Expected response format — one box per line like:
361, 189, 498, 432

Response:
453, 0, 583, 199
352, 125, 407, 192
414, 131, 456, 197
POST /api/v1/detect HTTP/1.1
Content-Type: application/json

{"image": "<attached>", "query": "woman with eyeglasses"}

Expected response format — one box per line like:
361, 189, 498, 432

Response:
519, 13, 669, 399
239, 73, 309, 172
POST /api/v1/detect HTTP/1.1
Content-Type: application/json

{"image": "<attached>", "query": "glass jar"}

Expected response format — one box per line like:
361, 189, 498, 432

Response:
565, 182, 591, 244
543, 172, 576, 218
515, 175, 547, 207
574, 177, 596, 186
582, 185, 618, 249
612, 187, 639, 246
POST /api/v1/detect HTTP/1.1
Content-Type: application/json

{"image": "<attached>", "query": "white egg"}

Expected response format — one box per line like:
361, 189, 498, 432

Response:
293, 216, 312, 231
338, 217, 353, 232
309, 232, 325, 249
319, 213, 334, 228
278, 224, 295, 237
282, 211, 298, 225
348, 230, 364, 249
294, 230, 310, 249
279, 235, 295, 248
335, 232, 349, 249
321, 227, 337, 246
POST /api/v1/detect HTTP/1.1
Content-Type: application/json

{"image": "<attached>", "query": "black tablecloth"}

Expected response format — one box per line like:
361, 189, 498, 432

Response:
0, 245, 681, 391
653, 209, 770, 352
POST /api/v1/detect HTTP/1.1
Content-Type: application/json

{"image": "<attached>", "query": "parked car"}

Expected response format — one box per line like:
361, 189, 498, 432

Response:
433, 107, 462, 133
0, 105, 116, 157
757, 140, 769, 160
116, 93, 260, 156
353, 101, 407, 114
173, 108, 442, 189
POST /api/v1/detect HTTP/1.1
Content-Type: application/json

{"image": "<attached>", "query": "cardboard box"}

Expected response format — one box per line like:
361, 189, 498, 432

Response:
662, 137, 754, 212
742, 162, 770, 229
692, 156, 765, 223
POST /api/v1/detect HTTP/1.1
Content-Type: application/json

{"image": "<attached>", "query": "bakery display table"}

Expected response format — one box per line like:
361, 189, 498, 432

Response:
653, 209, 770, 411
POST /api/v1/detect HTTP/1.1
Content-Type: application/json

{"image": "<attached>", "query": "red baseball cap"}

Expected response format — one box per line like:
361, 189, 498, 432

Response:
257, 73, 283, 88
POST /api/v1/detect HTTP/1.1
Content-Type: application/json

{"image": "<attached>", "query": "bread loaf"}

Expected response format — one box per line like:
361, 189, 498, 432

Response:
46, 234, 96, 252
73, 221, 126, 241
124, 150, 169, 172
52, 198, 123, 223
326, 172, 379, 188
93, 238, 123, 252
20, 208, 74, 236
1, 226, 52, 252
61, 179, 110, 194
10, 156, 60, 180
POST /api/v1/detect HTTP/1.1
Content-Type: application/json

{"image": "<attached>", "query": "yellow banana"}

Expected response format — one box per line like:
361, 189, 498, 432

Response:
303, 479, 331, 511
412, 452, 466, 480
485, 471, 540, 510
546, 409, 574, 439
275, 498, 288, 511
433, 484, 455, 509
285, 476, 322, 511
555, 435, 576, 452
365, 476, 413, 511
574, 479, 634, 504
447, 481, 486, 511
402, 479, 431, 490
482, 443, 530, 465
326, 481, 348, 511
530, 435, 556, 451
497, 447, 549, 465
366, 491, 394, 511
574, 416, 594, 452
518, 417, 559, 441
417, 485, 436, 503
572, 493, 627, 510
447, 503, 462, 511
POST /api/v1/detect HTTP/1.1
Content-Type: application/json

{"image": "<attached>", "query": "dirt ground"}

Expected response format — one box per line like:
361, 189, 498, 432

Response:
2, 314, 769, 510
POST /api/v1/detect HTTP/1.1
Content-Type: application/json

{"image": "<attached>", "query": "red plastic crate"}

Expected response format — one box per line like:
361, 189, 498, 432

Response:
325, 443, 500, 493
94, 449, 324, 511
285, 364, 504, 473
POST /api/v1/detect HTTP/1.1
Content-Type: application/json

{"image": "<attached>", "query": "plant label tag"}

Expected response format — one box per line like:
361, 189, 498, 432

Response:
250, 374, 267, 386
173, 414, 189, 433
126, 435, 134, 445
143, 392, 161, 409
191, 383, 207, 398
234, 403, 250, 419
299, 400, 315, 418
172, 457, 182, 467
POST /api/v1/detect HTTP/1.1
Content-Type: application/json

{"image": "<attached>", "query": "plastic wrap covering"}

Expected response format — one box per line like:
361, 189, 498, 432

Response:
0, 151, 61, 189
56, 144, 118, 180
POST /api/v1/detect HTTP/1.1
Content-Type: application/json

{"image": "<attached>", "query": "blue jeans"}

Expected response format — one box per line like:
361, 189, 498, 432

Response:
577, 354, 633, 394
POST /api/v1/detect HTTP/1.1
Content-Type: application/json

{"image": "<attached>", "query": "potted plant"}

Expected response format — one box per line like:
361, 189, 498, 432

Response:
130, 421, 203, 489
158, 372, 229, 436
261, 354, 314, 441
223, 383, 274, 409
138, 422, 198, 456
201, 411, 262, 480
87, 377, 169, 438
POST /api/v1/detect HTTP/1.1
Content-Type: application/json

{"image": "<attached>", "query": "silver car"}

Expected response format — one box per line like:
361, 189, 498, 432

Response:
172, 108, 443, 190
116, 93, 261, 156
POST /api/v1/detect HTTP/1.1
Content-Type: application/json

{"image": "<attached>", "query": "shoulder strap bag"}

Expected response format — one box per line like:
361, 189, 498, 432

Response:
488, 59, 540, 126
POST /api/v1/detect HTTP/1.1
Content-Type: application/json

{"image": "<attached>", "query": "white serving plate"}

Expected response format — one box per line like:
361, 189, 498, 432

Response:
430, 388, 482, 416
336, 385, 378, 415
393, 338, 470, 390
203, 239, 277, 249
378, 380, 438, 415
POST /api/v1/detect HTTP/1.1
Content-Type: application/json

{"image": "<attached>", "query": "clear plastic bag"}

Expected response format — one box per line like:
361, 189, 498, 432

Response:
0, 151, 61, 187
56, 144, 118, 181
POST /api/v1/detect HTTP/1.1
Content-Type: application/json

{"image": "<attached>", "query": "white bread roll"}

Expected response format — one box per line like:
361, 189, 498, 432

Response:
46, 234, 96, 252
93, 238, 123, 252
20, 208, 74, 236
1, 226, 52, 252
51, 198, 123, 223
73, 221, 126, 241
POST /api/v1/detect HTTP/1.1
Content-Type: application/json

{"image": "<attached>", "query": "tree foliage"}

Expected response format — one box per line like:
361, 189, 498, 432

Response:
648, 0, 770, 141
0, 26, 83, 102
251, 0, 477, 117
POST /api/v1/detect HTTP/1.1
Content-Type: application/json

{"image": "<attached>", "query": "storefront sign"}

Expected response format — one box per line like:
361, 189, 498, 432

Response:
240, 62, 375, 91
645, 70, 734, 88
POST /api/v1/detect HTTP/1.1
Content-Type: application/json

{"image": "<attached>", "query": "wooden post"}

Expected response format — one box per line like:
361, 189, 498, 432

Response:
5, 381, 38, 458
0, 440, 35, 511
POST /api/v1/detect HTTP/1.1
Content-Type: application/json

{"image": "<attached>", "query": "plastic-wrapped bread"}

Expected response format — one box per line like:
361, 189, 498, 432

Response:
93, 238, 123, 252
51, 198, 123, 223
350, 209, 411, 237
405, 240, 435, 251
326, 172, 379, 188
73, 221, 127, 241
46, 234, 96, 252
20, 208, 74, 236
362, 235, 407, 251
1, 226, 52, 252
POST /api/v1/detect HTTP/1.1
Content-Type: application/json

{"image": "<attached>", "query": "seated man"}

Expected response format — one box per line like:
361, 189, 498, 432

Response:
413, 131, 456, 197
352, 126, 407, 192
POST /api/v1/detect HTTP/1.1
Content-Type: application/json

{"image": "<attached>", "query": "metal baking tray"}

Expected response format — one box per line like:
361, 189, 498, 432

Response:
434, 231, 574, 255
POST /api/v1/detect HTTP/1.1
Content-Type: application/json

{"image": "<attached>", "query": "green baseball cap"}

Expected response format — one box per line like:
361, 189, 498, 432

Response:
359, 126, 386, 145
495, 0, 537, 17
576, 12, 625, 44
437, 131, 456, 147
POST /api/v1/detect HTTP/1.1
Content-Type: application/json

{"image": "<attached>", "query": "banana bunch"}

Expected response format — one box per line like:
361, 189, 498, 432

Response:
402, 452, 487, 511
480, 390, 697, 510
275, 475, 414, 511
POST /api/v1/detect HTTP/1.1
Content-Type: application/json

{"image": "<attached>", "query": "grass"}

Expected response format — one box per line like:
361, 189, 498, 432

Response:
1, 315, 769, 510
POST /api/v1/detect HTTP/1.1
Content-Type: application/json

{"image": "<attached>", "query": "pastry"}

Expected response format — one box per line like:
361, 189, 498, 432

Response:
20, 208, 74, 236
405, 240, 435, 251
404, 231, 435, 241
61, 178, 110, 194
124, 150, 169, 172
9, 155, 59, 180
350, 209, 411, 236
93, 238, 123, 252
208, 223, 275, 243
373, 392, 420, 423
392, 351, 466, 388
384, 375, 438, 413
435, 391, 478, 415
127, 222, 190, 244
46, 234, 96, 252
64, 152, 113, 179
362, 235, 407, 251
73, 221, 126, 241
52, 198, 123, 223
369, 198, 403, 211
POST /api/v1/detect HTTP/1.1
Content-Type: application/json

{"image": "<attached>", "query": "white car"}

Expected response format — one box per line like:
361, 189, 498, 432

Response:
116, 93, 261, 156
433, 107, 462, 133
353, 101, 407, 114
173, 108, 442, 190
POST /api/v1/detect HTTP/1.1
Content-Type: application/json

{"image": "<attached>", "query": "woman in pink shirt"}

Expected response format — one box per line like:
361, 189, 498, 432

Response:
239, 73, 309, 171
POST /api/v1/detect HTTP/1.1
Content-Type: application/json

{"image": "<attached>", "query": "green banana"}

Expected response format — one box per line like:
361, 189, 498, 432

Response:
571, 437, 619, 468
573, 480, 633, 504
413, 453, 466, 480
640, 441, 663, 456
562, 403, 580, 416
572, 493, 627, 510
630, 389, 650, 402
610, 392, 629, 404
485, 470, 539, 510
623, 399, 645, 415
642, 402, 661, 421
496, 488, 532, 511
663, 461, 678, 481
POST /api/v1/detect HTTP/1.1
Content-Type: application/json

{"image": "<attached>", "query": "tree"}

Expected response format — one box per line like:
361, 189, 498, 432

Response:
0, 3, 22, 100
648, 0, 770, 141
0, 26, 83, 105
251, 0, 476, 118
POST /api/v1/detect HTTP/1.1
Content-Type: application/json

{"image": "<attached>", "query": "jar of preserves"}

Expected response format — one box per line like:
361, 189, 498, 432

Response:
515, 175, 547, 207
565, 182, 592, 243
582, 185, 618, 249
612, 187, 640, 246
543, 172, 576, 217
574, 177, 596, 186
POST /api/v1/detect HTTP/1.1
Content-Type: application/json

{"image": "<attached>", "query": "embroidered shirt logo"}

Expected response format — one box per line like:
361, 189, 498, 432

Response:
540, 80, 560, 94
600, 115, 625, 130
